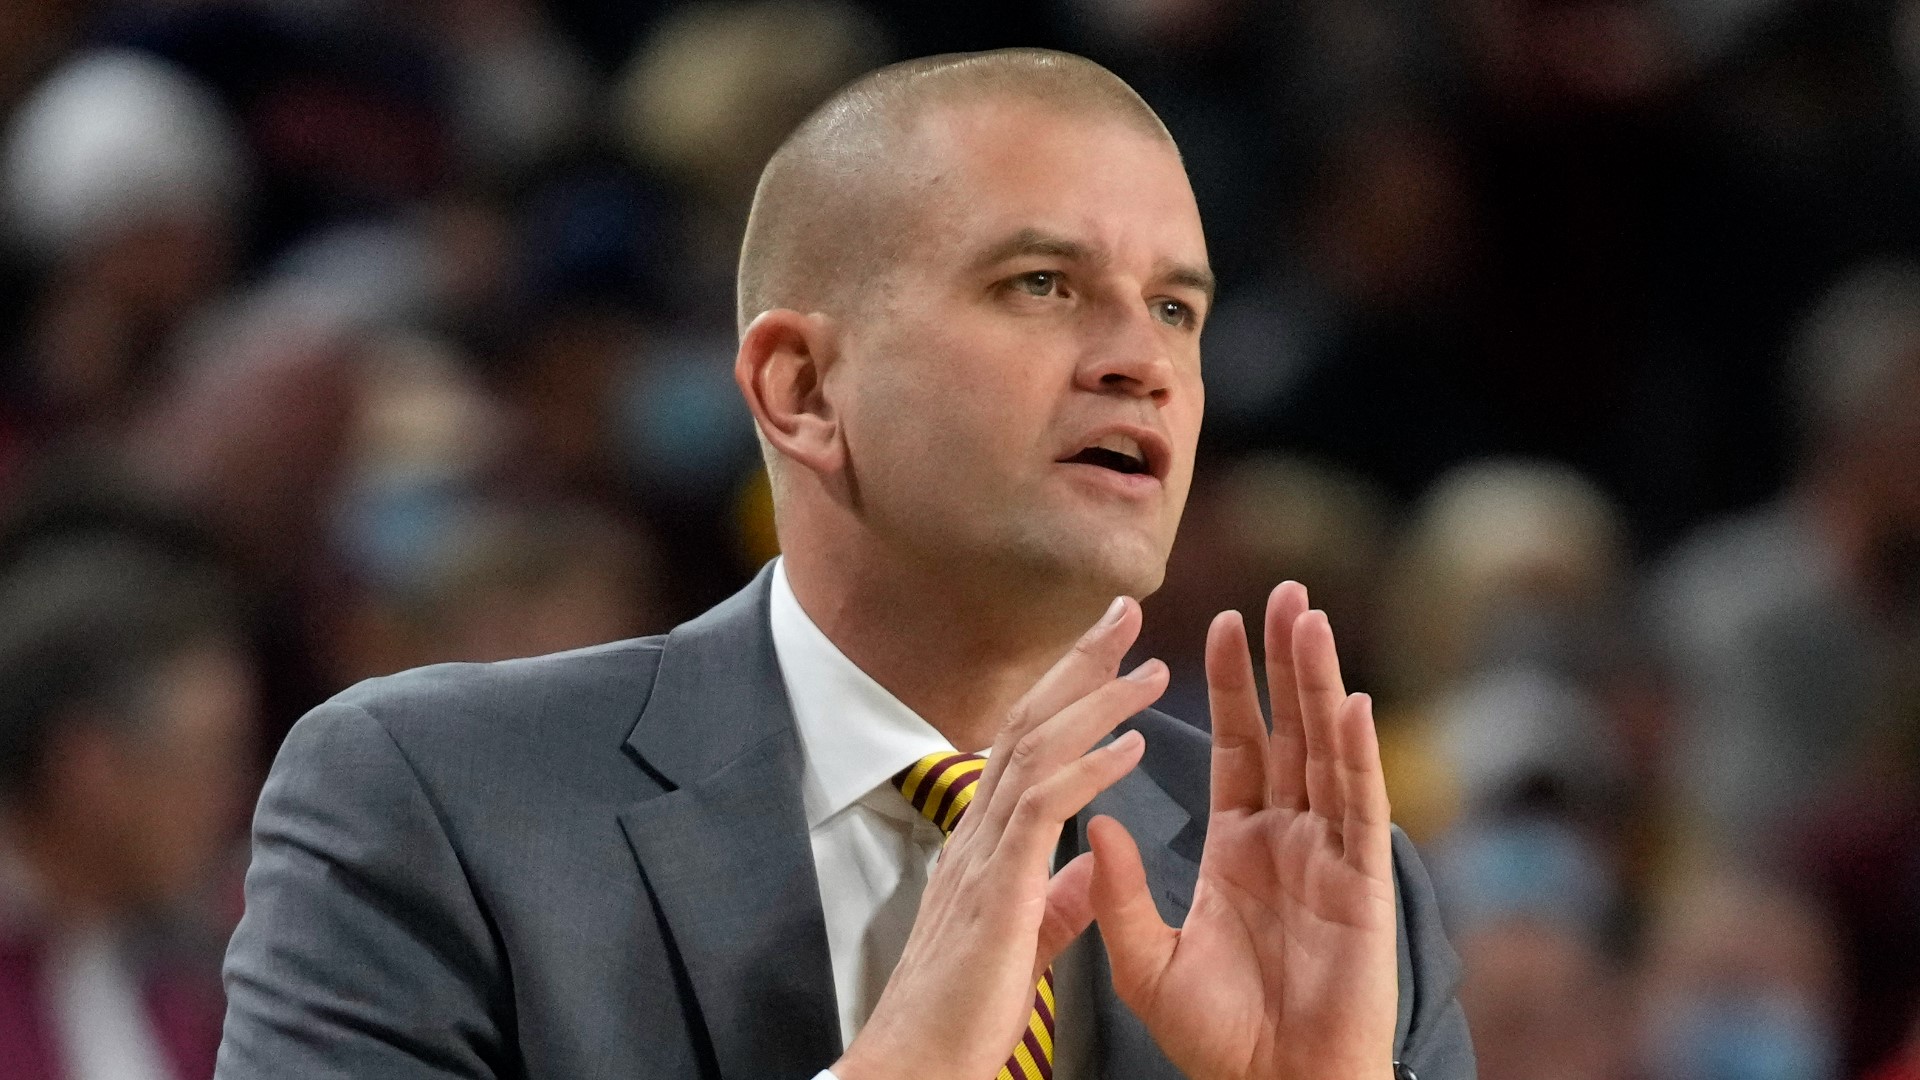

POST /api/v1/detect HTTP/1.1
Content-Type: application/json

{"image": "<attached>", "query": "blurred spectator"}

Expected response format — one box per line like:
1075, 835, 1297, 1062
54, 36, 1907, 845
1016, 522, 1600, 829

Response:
1382, 460, 1629, 705
126, 289, 361, 588
613, 0, 889, 321
1379, 460, 1645, 833
0, 528, 254, 1080
1381, 459, 1665, 943
2, 48, 247, 435
121, 287, 365, 744
409, 500, 668, 665
1650, 260, 1920, 859
332, 328, 504, 596
1434, 813, 1622, 941
1635, 871, 1844, 1080
1457, 918, 1630, 1080
331, 494, 667, 683
1, 49, 245, 264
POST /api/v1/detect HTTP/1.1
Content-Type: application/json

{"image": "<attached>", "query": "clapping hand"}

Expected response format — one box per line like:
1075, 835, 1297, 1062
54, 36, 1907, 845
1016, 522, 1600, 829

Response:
1088, 582, 1399, 1080
832, 597, 1167, 1080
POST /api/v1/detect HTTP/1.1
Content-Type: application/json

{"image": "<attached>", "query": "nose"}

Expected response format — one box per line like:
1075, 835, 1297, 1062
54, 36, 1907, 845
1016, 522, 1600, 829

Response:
1073, 303, 1176, 405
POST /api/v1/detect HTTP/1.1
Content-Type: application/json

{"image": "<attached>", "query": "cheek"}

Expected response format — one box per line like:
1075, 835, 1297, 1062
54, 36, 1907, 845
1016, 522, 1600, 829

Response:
851, 337, 1032, 477
1167, 378, 1205, 477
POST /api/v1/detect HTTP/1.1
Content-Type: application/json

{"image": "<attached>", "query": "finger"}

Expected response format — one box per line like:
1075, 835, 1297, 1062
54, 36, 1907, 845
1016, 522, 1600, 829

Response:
1087, 815, 1175, 1011
974, 596, 1142, 813
1204, 610, 1269, 814
1263, 582, 1311, 810
1292, 608, 1347, 818
1339, 692, 1394, 881
969, 661, 1165, 843
1036, 852, 1096, 979
994, 728, 1145, 873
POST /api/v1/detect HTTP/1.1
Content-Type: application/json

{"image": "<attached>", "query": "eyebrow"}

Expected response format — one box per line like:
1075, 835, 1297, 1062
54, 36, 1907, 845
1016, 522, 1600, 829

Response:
973, 227, 1216, 304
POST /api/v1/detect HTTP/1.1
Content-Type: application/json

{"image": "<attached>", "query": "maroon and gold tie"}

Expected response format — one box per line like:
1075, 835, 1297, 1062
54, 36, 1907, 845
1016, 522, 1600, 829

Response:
893, 752, 1056, 1080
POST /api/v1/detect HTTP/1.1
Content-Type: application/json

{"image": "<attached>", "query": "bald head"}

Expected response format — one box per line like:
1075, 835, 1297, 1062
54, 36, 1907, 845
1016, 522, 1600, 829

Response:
736, 49, 1175, 337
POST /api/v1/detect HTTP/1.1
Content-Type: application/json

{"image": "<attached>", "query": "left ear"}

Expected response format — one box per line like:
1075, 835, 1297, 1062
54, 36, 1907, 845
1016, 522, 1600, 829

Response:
733, 308, 847, 480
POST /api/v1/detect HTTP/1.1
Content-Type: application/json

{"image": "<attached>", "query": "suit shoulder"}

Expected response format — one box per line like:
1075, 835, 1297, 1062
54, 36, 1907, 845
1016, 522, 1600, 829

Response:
322, 635, 668, 755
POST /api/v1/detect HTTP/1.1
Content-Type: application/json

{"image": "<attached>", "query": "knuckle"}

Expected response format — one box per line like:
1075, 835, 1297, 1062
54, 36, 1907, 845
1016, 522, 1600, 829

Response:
1214, 731, 1262, 755
1013, 784, 1053, 822
1068, 632, 1104, 661
1007, 730, 1047, 774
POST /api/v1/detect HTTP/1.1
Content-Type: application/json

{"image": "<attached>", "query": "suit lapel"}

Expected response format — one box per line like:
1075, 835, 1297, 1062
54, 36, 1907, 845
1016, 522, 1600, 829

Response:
1084, 757, 1200, 923
613, 570, 1217, 1080
617, 567, 841, 1080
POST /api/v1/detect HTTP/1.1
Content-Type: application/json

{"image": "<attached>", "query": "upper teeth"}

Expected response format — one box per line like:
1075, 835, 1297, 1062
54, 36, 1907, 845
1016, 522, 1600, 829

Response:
1092, 434, 1143, 461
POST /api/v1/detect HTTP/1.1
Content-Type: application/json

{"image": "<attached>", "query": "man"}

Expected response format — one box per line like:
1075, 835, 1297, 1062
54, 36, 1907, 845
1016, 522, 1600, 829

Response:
216, 49, 1474, 1080
1651, 260, 1920, 856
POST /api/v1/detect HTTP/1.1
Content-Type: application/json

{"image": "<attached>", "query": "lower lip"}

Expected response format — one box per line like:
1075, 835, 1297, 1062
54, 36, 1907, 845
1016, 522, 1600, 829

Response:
1057, 461, 1162, 497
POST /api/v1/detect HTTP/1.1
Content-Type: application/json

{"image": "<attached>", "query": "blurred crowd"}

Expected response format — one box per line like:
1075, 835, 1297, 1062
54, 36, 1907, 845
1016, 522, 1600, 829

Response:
0, 0, 1916, 1077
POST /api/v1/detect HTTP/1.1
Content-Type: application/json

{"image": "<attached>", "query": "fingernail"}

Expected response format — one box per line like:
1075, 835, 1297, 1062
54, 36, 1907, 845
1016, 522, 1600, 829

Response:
1109, 729, 1144, 753
1097, 596, 1127, 630
1123, 658, 1164, 682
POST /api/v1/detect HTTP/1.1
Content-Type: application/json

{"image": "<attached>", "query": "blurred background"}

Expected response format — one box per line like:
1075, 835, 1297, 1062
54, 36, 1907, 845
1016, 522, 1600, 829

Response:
0, 0, 1916, 1077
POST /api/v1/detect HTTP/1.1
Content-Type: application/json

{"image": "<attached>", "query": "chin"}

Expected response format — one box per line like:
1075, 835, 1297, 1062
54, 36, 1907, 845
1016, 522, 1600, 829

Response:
1039, 529, 1169, 601
1108, 558, 1167, 601
936, 506, 1172, 599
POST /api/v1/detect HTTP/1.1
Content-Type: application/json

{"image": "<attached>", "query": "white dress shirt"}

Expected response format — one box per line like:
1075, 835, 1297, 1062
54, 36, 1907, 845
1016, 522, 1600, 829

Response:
49, 927, 173, 1080
0, 851, 172, 1080
768, 560, 1090, 1080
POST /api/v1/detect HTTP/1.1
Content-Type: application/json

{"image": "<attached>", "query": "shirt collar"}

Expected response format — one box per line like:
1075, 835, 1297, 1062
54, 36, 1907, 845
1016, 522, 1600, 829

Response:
768, 558, 955, 830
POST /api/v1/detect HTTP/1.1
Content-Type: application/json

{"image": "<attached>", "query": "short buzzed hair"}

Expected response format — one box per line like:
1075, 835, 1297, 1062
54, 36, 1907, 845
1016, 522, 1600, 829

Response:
735, 48, 1175, 337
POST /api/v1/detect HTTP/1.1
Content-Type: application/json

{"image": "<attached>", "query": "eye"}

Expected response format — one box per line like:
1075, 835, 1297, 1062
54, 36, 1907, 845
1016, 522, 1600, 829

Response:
1011, 270, 1065, 298
1153, 298, 1196, 328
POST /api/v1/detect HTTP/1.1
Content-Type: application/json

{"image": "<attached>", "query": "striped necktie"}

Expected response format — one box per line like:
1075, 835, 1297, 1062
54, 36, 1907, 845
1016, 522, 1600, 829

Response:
893, 751, 1056, 1080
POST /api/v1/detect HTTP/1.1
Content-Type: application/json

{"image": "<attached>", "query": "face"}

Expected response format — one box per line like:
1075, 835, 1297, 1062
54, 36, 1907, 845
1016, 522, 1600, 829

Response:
109, 642, 255, 910
830, 99, 1210, 600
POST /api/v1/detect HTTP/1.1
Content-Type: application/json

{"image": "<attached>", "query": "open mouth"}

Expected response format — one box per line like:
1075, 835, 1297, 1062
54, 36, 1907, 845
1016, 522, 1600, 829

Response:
1063, 445, 1151, 475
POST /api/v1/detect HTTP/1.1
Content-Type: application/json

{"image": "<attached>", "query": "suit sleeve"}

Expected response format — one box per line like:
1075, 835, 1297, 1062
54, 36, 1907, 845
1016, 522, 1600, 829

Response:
216, 700, 509, 1078
1391, 827, 1476, 1080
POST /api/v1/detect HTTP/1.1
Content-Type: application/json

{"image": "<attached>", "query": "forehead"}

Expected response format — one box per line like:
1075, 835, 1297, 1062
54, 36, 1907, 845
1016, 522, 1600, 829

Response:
898, 98, 1206, 270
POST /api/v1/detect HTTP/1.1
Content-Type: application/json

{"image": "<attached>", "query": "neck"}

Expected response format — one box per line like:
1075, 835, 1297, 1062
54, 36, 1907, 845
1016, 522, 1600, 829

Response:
783, 549, 1114, 752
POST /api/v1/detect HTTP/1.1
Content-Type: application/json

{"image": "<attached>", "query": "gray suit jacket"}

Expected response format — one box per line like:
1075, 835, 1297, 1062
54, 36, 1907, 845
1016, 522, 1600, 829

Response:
217, 565, 1474, 1079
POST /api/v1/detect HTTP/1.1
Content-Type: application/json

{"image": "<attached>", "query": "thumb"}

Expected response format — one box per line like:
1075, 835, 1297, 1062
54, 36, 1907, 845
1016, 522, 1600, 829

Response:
1037, 852, 1096, 982
1088, 815, 1177, 1007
